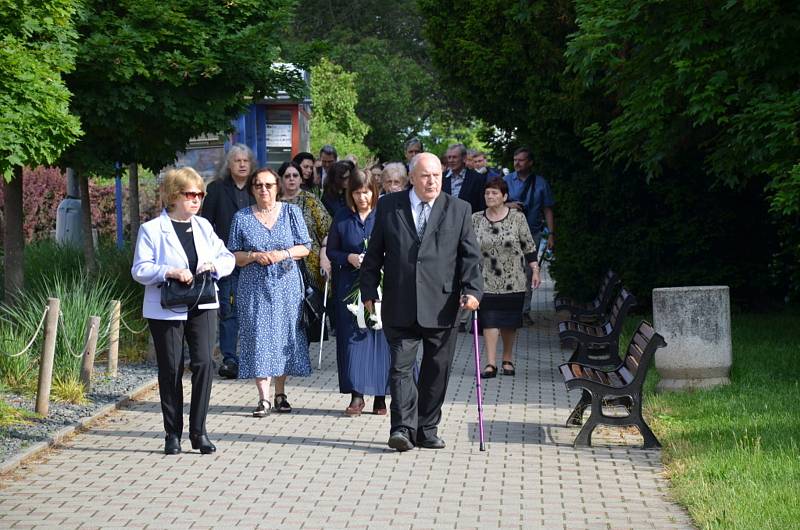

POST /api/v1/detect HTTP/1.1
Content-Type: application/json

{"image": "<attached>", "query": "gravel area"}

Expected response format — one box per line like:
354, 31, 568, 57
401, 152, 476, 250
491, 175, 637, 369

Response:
0, 362, 157, 465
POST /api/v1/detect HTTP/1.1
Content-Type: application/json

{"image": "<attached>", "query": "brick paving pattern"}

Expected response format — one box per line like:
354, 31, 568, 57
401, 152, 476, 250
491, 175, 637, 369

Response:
0, 270, 694, 529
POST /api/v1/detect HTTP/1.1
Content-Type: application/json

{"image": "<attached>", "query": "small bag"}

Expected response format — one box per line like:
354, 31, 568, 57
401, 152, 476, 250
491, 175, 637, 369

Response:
160, 271, 217, 312
298, 260, 328, 343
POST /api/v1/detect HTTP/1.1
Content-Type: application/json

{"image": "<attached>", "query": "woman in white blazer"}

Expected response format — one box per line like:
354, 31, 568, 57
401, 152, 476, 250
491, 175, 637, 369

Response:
132, 167, 235, 455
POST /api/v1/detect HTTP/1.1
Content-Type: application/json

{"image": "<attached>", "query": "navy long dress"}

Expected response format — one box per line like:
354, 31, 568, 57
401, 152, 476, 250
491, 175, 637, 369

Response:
327, 207, 391, 396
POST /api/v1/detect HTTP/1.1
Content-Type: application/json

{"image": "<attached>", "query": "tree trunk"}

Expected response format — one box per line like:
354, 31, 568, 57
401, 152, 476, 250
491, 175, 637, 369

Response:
128, 163, 140, 244
2, 167, 25, 304
78, 171, 97, 275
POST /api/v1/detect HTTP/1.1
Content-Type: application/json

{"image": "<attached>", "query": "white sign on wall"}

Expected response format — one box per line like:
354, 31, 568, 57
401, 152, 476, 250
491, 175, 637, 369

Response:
266, 124, 293, 147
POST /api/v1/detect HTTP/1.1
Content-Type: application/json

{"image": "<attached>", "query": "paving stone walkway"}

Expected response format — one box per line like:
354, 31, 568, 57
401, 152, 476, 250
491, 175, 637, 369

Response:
0, 272, 693, 529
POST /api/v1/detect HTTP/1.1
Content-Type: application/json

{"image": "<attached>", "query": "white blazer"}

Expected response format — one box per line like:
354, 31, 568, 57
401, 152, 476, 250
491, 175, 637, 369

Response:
132, 210, 236, 320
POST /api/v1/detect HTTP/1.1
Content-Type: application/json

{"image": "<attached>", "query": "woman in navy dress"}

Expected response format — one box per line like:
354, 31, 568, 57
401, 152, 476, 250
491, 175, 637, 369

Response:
227, 168, 312, 417
327, 170, 391, 416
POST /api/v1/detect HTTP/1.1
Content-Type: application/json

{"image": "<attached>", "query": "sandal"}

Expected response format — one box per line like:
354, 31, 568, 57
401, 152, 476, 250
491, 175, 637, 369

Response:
482, 364, 497, 379
502, 361, 515, 376
273, 393, 292, 413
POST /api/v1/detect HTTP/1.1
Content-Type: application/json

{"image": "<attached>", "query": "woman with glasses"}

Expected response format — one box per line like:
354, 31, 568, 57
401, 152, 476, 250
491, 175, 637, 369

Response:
321, 160, 354, 218
227, 168, 313, 417
277, 161, 332, 289
132, 167, 235, 455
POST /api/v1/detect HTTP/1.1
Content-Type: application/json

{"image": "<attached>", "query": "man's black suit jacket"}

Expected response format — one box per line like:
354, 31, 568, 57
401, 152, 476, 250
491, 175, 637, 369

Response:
201, 177, 255, 246
443, 168, 486, 213
360, 191, 483, 329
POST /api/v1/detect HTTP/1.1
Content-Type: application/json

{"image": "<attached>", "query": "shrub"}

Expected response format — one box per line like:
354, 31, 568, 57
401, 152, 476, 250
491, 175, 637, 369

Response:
0, 166, 160, 244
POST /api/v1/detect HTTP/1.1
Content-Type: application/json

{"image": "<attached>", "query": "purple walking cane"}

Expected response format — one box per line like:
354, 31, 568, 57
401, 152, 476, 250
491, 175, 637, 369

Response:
471, 310, 486, 451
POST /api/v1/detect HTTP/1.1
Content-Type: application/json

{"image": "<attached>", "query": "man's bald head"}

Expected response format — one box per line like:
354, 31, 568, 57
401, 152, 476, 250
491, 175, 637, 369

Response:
409, 152, 443, 203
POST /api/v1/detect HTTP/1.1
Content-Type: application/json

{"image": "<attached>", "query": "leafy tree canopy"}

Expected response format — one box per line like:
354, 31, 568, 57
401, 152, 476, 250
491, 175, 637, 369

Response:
286, 0, 471, 161
61, 0, 304, 173
0, 0, 82, 181
566, 0, 800, 197
309, 58, 372, 162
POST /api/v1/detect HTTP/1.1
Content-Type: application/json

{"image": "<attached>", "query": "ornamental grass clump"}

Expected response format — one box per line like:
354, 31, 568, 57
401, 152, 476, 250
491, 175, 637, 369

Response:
0, 272, 124, 388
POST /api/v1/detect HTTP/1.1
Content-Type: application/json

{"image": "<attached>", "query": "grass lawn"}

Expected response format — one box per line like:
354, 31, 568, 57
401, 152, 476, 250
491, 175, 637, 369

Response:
640, 311, 800, 529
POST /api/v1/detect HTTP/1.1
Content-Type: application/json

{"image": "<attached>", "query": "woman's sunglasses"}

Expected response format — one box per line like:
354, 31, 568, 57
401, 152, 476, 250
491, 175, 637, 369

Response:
181, 191, 206, 200
252, 182, 278, 190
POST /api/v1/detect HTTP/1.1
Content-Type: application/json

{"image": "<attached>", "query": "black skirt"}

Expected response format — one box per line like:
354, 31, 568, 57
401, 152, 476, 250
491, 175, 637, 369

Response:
478, 292, 525, 329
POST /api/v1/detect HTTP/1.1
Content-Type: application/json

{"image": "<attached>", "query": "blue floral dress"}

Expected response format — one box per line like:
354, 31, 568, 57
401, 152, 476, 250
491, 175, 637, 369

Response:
228, 203, 312, 378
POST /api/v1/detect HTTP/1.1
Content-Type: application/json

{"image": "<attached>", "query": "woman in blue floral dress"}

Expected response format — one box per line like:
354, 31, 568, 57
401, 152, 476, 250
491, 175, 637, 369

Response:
228, 168, 312, 417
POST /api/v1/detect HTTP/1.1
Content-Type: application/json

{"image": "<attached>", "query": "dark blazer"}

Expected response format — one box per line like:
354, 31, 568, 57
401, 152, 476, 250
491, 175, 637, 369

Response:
443, 168, 486, 213
360, 190, 483, 329
201, 178, 255, 246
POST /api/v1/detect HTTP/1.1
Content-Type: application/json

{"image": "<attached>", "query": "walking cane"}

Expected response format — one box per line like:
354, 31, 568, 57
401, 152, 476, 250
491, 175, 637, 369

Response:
317, 272, 330, 369
471, 310, 486, 451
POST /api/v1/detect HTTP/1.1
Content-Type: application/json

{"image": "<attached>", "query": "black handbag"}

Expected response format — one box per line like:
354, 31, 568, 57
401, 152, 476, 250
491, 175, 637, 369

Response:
160, 271, 217, 312
298, 260, 328, 343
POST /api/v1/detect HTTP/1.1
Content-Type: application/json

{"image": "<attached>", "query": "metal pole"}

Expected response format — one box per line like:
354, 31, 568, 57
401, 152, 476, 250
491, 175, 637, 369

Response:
80, 316, 100, 392
114, 162, 124, 249
317, 275, 329, 369
471, 311, 486, 451
107, 300, 120, 377
35, 298, 60, 416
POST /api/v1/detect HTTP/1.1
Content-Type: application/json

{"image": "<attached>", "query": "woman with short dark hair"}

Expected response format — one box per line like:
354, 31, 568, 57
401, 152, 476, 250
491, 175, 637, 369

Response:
472, 178, 540, 378
227, 168, 313, 416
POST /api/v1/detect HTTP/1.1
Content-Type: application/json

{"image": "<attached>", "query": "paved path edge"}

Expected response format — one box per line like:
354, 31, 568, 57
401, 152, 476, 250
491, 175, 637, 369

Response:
0, 377, 159, 475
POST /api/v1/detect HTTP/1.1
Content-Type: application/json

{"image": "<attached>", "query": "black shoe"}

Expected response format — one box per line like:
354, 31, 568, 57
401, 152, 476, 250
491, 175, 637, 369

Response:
253, 399, 271, 418
273, 393, 292, 413
218, 360, 238, 379
164, 434, 181, 455
482, 364, 497, 379
418, 436, 446, 449
388, 429, 415, 452
189, 433, 216, 454
502, 361, 516, 376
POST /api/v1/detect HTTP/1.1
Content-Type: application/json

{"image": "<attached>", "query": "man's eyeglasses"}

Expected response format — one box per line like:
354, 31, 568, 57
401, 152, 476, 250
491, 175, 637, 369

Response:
252, 182, 277, 190
181, 191, 205, 200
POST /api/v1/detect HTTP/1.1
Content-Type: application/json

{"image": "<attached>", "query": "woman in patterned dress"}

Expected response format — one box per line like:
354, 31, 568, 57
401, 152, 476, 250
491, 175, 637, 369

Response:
277, 161, 332, 288
227, 168, 313, 416
472, 178, 540, 379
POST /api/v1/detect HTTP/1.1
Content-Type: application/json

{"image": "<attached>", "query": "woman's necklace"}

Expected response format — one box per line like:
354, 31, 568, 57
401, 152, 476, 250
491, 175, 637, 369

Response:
254, 203, 276, 215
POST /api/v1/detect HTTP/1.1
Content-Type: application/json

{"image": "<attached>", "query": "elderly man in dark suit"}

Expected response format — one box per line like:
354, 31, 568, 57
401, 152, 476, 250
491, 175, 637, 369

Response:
443, 143, 486, 213
361, 152, 483, 452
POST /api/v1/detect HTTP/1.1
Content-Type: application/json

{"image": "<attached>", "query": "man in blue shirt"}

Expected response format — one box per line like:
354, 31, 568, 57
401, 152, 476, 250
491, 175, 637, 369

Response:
503, 147, 555, 319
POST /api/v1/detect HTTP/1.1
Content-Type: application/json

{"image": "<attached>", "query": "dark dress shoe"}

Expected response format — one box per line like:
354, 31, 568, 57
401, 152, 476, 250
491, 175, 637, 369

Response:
189, 433, 216, 454
218, 360, 238, 379
164, 434, 181, 455
418, 436, 446, 449
388, 429, 415, 452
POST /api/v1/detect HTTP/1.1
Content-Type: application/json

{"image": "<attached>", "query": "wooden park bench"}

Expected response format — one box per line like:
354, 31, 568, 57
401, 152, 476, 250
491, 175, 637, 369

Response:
554, 269, 620, 323
558, 287, 636, 366
559, 320, 666, 449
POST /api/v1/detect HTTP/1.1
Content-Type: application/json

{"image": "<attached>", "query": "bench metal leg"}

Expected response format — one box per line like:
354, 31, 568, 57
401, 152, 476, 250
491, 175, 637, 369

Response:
629, 393, 661, 449
573, 392, 603, 447
566, 390, 591, 426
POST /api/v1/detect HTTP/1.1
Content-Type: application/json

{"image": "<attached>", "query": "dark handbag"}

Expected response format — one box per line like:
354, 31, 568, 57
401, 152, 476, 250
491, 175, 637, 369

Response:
298, 261, 328, 343
160, 271, 217, 312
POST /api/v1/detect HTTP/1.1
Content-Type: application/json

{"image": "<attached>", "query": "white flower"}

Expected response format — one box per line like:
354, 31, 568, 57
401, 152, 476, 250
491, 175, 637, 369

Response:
346, 303, 360, 316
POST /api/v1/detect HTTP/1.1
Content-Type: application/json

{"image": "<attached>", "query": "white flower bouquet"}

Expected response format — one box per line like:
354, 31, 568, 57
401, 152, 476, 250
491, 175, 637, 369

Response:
344, 239, 383, 330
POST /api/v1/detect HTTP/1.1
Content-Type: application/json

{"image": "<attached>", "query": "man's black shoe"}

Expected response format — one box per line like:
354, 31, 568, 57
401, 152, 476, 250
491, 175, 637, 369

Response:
388, 429, 415, 452
418, 436, 446, 449
218, 360, 238, 379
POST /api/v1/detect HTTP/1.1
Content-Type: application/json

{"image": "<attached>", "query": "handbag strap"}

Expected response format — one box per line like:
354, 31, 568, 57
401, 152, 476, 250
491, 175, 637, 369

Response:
165, 272, 209, 314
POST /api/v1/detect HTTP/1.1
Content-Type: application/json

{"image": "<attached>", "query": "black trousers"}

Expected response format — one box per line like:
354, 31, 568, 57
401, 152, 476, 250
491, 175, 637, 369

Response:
148, 309, 216, 438
383, 323, 458, 443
